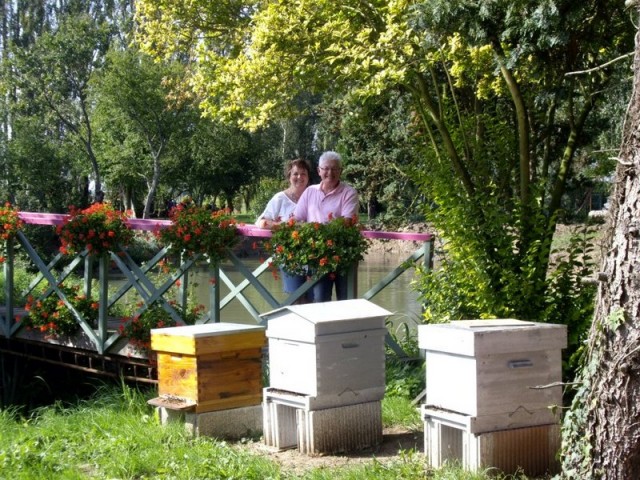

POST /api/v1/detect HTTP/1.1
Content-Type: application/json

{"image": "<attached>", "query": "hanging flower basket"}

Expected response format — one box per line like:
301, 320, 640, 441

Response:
21, 284, 99, 338
57, 203, 134, 257
267, 215, 370, 277
0, 202, 24, 249
157, 201, 239, 264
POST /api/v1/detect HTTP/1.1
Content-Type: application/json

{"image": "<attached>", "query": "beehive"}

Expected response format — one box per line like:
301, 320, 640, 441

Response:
262, 299, 390, 410
151, 323, 266, 413
418, 319, 567, 433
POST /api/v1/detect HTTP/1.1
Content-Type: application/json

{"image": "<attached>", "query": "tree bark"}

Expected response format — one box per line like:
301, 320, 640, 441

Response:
561, 10, 640, 478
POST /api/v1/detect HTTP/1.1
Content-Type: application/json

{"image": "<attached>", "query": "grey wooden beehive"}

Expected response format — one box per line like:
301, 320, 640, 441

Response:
262, 299, 391, 410
418, 319, 567, 433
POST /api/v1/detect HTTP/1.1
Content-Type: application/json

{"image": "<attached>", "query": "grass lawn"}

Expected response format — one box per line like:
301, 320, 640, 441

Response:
0, 383, 524, 480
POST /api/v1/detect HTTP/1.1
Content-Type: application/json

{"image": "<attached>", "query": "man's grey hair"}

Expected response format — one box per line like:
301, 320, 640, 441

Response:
318, 151, 342, 168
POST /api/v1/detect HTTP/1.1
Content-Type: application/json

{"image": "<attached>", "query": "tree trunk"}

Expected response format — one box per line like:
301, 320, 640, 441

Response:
561, 12, 640, 478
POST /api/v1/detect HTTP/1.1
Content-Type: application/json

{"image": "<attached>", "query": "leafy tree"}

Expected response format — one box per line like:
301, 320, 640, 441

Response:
0, 1, 135, 208
91, 48, 191, 218
8, 12, 113, 201
8, 115, 86, 211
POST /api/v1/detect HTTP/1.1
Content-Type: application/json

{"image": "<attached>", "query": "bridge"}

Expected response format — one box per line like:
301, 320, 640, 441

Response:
0, 212, 434, 384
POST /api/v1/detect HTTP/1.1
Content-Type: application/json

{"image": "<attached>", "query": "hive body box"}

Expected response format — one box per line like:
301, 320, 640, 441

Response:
151, 323, 266, 414
262, 299, 390, 410
418, 319, 567, 433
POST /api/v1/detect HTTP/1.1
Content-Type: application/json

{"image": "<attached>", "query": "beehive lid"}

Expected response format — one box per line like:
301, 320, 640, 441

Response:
418, 319, 567, 356
151, 322, 264, 338
150, 322, 266, 355
263, 299, 391, 342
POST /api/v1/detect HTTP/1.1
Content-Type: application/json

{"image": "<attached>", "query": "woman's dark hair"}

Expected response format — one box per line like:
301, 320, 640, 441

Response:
285, 158, 312, 179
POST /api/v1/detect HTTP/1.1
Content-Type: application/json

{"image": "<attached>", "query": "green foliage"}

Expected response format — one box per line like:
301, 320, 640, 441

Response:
0, 266, 32, 305
126, 231, 162, 265
267, 216, 370, 277
543, 225, 598, 376
157, 201, 239, 263
385, 319, 425, 400
416, 210, 597, 382
249, 177, 285, 219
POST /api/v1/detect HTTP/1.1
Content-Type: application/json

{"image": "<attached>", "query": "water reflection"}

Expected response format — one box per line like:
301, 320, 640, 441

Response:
188, 251, 423, 332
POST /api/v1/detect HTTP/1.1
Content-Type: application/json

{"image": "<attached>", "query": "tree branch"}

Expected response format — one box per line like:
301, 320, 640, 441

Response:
565, 52, 634, 76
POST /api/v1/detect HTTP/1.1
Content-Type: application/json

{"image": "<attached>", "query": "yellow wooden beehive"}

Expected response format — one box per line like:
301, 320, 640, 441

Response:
150, 323, 266, 413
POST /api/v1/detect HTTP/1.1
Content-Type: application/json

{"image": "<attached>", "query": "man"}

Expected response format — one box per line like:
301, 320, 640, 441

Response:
294, 151, 359, 301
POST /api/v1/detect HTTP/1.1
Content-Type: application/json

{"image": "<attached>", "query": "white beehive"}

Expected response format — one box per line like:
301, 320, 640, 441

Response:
418, 319, 567, 433
262, 299, 390, 410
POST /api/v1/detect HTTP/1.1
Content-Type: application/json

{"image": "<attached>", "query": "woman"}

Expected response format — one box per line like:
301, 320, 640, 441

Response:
294, 151, 359, 302
256, 158, 312, 301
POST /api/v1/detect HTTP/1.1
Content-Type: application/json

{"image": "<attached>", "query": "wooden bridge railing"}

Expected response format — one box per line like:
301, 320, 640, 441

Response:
0, 212, 434, 357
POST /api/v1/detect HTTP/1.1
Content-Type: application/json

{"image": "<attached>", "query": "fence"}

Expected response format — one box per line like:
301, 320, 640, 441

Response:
0, 212, 434, 358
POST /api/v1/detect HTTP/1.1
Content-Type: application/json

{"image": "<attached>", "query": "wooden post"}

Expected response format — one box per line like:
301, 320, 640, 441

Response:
345, 262, 358, 299
209, 263, 220, 323
2, 238, 14, 337
98, 255, 109, 346
179, 253, 188, 312
84, 253, 93, 298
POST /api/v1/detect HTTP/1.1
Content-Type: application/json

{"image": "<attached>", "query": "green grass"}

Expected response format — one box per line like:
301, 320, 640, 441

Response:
0, 382, 534, 480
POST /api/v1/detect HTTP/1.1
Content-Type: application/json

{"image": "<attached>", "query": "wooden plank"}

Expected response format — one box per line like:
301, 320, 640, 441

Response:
194, 393, 263, 413
196, 378, 262, 400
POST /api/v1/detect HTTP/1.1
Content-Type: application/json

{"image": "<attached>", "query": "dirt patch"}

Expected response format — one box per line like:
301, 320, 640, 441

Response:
240, 427, 424, 475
